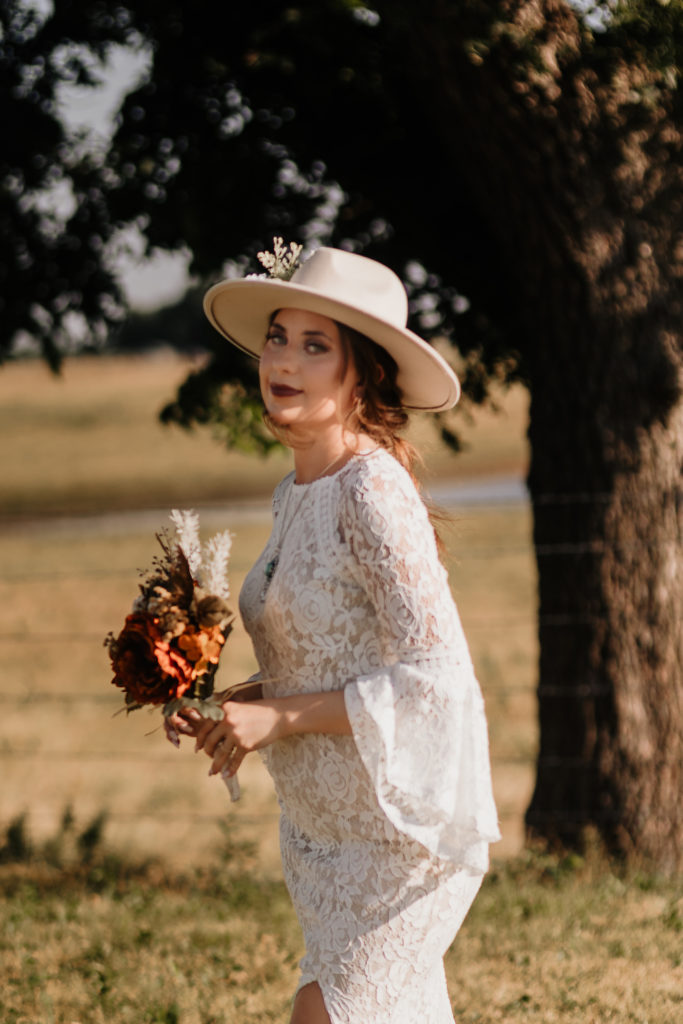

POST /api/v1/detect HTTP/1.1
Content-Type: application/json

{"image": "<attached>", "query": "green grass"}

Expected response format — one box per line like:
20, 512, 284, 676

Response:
449, 847, 683, 1023
0, 829, 680, 1024
0, 832, 298, 1024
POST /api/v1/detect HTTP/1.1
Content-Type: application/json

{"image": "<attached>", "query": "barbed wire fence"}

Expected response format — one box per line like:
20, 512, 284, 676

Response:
0, 489, 618, 841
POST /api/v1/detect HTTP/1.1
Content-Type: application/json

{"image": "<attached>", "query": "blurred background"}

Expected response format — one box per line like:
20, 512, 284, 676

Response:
1, 0, 681, 893
2, 3, 682, 1021
0, 352, 533, 871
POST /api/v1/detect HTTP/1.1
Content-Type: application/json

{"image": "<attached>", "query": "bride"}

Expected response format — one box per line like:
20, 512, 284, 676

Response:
167, 243, 500, 1024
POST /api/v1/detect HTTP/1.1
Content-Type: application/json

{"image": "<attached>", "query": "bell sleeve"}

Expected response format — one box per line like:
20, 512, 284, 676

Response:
340, 466, 501, 873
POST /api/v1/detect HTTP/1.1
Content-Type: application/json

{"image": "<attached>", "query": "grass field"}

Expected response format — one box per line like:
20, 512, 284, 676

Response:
0, 351, 528, 520
1, 353, 680, 1023
1, 838, 681, 1024
0, 351, 534, 866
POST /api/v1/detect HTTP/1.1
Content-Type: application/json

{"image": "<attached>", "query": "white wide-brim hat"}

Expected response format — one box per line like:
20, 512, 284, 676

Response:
203, 246, 460, 411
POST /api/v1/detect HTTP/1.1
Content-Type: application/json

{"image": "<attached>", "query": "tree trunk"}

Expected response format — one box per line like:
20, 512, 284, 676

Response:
525, 325, 683, 870
412, 0, 683, 869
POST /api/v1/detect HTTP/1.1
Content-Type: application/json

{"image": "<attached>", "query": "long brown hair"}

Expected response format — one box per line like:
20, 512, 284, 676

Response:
338, 323, 448, 551
337, 323, 421, 485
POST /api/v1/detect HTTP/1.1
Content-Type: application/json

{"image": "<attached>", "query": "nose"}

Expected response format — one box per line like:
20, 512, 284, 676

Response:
268, 342, 298, 375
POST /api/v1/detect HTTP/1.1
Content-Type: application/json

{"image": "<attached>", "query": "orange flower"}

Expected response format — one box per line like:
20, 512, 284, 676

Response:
177, 624, 226, 677
108, 612, 195, 707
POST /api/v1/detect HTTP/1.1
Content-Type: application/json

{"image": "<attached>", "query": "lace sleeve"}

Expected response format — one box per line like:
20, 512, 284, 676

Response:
339, 461, 457, 659
339, 458, 500, 871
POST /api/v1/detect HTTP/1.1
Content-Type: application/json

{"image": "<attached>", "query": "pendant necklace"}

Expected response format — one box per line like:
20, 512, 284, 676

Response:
261, 449, 348, 601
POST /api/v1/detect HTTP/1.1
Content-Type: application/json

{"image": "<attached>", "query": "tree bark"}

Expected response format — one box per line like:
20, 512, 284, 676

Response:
526, 323, 683, 870
412, 0, 683, 869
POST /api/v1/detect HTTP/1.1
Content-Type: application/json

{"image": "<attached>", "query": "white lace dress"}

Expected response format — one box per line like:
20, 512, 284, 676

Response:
239, 448, 500, 1024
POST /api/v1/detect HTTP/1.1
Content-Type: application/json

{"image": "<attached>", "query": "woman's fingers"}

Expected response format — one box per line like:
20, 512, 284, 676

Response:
195, 699, 279, 774
168, 709, 202, 732
193, 718, 219, 752
165, 709, 202, 744
165, 706, 249, 783
164, 718, 180, 748
210, 740, 243, 778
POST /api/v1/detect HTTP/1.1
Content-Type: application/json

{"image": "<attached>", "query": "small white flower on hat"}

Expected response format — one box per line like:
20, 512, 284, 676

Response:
257, 237, 303, 281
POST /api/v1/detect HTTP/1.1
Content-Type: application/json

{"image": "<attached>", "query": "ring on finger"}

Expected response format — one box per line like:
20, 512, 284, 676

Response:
216, 739, 237, 759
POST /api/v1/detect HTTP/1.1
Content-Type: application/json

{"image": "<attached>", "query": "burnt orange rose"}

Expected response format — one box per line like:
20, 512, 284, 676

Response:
107, 612, 195, 707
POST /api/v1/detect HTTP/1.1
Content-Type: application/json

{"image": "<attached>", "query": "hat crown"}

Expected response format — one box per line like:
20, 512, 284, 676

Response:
290, 248, 409, 329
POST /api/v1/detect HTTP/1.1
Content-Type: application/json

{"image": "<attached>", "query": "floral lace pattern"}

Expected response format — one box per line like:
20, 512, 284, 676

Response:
240, 448, 499, 1024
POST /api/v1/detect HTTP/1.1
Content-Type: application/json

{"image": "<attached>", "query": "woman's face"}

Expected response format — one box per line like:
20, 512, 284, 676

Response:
259, 308, 359, 434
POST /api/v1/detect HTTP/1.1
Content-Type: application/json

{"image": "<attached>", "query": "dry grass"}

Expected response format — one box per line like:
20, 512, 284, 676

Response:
0, 351, 528, 519
0, 519, 281, 874
0, 352, 291, 518
0, 352, 534, 868
0, 505, 536, 874
448, 849, 683, 1024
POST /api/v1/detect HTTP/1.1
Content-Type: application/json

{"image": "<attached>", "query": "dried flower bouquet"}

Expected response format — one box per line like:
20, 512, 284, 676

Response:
105, 510, 242, 799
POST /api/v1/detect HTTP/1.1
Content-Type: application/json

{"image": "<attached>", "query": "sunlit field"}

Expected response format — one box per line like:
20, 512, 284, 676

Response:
0, 503, 535, 871
0, 351, 533, 866
1, 353, 680, 1024
0, 350, 528, 520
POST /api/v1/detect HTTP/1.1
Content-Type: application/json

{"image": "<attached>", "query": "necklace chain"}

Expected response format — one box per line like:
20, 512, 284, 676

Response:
260, 449, 348, 601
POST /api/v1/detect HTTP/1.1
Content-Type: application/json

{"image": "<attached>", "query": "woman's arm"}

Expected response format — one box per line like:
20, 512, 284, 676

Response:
195, 690, 351, 777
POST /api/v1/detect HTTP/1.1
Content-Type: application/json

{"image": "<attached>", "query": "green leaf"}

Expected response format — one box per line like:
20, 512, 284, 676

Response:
162, 696, 224, 720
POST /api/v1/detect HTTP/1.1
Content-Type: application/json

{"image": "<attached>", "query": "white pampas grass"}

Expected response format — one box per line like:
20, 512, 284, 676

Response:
170, 509, 232, 599
203, 530, 233, 600
169, 509, 201, 574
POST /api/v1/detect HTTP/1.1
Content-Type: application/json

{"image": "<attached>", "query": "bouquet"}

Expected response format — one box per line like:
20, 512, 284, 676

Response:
105, 510, 243, 800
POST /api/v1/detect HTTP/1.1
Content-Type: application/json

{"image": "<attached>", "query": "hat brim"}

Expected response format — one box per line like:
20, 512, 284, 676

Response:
203, 277, 460, 412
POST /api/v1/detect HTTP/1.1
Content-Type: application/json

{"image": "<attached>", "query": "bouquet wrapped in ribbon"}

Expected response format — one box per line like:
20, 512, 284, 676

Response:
105, 510, 243, 800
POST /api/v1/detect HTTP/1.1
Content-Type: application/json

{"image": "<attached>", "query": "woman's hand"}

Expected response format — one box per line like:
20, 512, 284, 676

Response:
192, 690, 351, 776
164, 707, 203, 747
195, 699, 286, 777
164, 680, 263, 748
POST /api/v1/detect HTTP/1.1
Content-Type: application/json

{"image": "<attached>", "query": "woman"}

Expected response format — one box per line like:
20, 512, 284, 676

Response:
169, 245, 500, 1024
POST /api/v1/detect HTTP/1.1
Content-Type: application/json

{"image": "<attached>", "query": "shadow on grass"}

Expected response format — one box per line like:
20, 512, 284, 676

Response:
3, 807, 679, 911
0, 805, 283, 908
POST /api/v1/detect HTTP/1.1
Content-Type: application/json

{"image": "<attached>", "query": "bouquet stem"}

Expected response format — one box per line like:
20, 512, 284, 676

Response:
221, 769, 241, 802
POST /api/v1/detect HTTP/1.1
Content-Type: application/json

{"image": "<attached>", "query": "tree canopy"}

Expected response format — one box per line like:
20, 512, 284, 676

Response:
0, 0, 135, 367
4, 2, 682, 411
